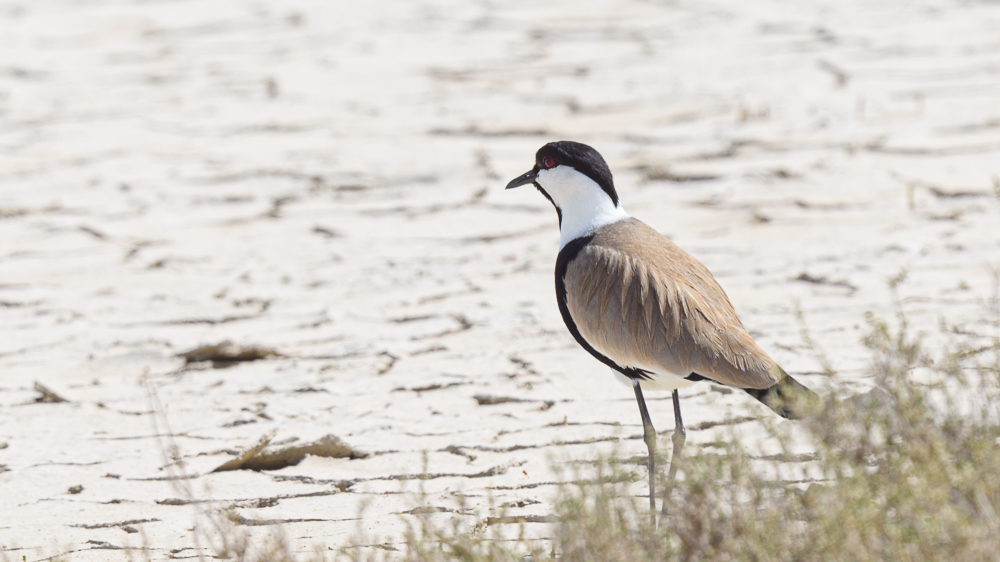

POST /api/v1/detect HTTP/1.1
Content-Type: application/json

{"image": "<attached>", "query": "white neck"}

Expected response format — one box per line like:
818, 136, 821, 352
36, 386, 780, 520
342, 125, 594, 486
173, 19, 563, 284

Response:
535, 166, 630, 249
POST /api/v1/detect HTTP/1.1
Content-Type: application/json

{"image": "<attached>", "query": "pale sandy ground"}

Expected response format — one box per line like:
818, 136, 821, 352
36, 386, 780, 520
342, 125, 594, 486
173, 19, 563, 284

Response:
1, 0, 999, 559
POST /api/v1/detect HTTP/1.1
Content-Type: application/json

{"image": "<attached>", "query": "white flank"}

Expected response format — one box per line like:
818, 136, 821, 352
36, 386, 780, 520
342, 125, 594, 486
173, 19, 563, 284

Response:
612, 369, 696, 392
535, 166, 630, 249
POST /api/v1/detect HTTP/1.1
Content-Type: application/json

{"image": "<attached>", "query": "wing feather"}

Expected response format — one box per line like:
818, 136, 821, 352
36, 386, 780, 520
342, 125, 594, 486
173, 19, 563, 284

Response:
563, 219, 779, 389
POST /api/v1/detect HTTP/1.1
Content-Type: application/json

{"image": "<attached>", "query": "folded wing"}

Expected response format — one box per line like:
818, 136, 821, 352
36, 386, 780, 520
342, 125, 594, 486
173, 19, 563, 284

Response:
564, 219, 781, 389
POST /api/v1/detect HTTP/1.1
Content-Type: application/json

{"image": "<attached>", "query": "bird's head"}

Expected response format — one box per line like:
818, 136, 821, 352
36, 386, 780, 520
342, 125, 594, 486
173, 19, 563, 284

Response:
505, 141, 620, 227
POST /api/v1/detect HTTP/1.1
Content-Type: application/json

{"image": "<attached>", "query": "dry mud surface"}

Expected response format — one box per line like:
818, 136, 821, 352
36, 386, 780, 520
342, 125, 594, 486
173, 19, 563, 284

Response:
1, 0, 999, 559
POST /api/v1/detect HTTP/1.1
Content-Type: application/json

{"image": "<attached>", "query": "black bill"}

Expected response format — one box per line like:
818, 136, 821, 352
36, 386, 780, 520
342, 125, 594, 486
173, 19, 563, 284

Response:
505, 168, 539, 190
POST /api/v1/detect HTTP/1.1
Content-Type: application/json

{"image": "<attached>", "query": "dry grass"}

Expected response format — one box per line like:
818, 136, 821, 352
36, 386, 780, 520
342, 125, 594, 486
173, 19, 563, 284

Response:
130, 275, 1000, 562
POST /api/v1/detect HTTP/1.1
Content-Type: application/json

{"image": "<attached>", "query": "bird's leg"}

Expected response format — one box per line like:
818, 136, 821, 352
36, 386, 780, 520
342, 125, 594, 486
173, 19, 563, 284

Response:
631, 378, 657, 517
661, 389, 686, 517
672, 388, 686, 439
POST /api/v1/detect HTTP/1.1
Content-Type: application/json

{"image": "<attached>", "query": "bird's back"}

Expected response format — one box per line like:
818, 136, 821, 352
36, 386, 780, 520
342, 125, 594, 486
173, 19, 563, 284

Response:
562, 218, 781, 389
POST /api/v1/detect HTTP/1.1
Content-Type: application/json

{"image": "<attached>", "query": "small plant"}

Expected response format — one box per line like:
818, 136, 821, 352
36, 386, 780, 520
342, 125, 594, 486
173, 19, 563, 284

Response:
537, 275, 1000, 561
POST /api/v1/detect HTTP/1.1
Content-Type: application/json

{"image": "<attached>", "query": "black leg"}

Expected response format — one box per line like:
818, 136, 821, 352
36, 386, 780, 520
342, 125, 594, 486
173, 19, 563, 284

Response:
672, 389, 685, 436
661, 389, 687, 516
631, 379, 657, 517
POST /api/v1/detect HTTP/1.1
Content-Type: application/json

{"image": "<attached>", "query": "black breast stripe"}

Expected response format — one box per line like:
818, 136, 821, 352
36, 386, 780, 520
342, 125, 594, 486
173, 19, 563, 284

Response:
555, 236, 652, 381
534, 184, 562, 227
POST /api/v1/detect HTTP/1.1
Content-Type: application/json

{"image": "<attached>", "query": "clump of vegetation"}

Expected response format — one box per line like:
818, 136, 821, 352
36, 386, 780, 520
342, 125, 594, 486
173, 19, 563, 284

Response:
547, 314, 1000, 562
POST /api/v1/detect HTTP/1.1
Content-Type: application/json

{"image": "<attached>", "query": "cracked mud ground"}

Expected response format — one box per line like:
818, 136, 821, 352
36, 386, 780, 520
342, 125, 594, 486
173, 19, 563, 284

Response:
1, 0, 999, 559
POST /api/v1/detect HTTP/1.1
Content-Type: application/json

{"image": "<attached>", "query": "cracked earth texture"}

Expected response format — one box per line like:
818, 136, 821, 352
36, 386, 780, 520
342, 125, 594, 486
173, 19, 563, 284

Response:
1, 0, 999, 559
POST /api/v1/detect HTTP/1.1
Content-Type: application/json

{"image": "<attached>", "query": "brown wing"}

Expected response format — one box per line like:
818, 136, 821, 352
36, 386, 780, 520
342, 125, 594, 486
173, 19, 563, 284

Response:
564, 218, 780, 389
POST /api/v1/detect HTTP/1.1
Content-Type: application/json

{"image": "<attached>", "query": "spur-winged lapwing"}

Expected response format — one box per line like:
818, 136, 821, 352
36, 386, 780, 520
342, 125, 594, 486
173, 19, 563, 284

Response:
506, 140, 816, 514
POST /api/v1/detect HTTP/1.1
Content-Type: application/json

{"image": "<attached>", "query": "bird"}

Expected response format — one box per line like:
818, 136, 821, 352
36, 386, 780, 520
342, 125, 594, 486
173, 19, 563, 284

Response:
505, 140, 816, 515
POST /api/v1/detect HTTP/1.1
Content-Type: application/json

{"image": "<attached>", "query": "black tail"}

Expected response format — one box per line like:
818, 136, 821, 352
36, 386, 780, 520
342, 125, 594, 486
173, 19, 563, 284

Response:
744, 372, 818, 420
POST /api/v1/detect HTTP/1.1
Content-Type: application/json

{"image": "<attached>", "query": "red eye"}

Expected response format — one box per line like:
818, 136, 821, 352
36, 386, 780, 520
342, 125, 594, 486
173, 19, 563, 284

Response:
542, 157, 556, 169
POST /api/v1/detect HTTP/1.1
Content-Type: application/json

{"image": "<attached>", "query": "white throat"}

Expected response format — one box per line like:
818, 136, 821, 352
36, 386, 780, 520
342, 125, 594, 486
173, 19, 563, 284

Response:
535, 166, 630, 249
